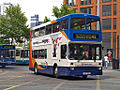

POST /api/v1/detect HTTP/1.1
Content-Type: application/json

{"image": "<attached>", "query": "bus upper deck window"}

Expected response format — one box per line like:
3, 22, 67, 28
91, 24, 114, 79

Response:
46, 24, 52, 35
71, 18, 85, 30
86, 18, 100, 31
53, 22, 60, 33
39, 27, 45, 36
34, 29, 39, 37
61, 19, 68, 30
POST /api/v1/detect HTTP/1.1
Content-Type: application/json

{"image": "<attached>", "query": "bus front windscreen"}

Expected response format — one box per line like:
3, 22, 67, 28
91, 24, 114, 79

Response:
68, 43, 101, 60
70, 18, 100, 31
1, 49, 15, 59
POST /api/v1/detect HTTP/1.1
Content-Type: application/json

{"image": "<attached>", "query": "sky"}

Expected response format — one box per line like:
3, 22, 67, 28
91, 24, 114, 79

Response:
0, 0, 63, 26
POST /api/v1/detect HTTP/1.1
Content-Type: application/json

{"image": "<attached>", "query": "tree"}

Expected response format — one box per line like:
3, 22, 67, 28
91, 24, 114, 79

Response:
43, 16, 51, 23
0, 5, 30, 44
52, 4, 77, 18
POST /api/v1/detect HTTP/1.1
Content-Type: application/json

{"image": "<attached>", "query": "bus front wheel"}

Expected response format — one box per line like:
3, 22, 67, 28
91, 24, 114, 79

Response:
34, 63, 38, 75
82, 75, 87, 79
2, 65, 5, 68
53, 66, 58, 78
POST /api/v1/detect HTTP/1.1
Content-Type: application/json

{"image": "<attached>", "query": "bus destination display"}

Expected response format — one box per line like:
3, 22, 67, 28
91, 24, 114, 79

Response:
73, 33, 99, 40
3, 45, 15, 49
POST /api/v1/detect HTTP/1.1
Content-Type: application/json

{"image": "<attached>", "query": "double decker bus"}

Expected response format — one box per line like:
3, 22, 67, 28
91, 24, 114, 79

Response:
0, 45, 16, 67
29, 13, 102, 78
16, 47, 29, 65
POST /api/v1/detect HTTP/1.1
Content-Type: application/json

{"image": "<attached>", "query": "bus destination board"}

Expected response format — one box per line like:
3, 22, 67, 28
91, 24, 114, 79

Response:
3, 45, 15, 49
73, 33, 99, 40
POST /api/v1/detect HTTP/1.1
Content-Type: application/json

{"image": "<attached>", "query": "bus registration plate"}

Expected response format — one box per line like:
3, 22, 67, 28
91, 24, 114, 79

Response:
83, 72, 91, 75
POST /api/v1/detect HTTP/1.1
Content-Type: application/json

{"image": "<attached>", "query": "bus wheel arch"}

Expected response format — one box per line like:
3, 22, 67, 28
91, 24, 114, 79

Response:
53, 63, 58, 78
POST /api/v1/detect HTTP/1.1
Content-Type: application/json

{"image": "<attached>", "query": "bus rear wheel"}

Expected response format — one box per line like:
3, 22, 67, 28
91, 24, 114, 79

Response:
53, 66, 58, 78
34, 63, 38, 75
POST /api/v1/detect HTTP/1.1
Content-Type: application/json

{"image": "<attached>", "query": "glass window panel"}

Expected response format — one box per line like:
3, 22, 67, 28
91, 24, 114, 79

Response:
113, 32, 116, 58
80, 7, 91, 14
102, 0, 112, 3
113, 4, 117, 16
68, 44, 101, 60
102, 5, 111, 16
71, 18, 85, 30
113, 18, 116, 30
81, 0, 91, 5
102, 19, 111, 30
46, 24, 52, 35
102, 33, 111, 56
86, 18, 100, 31
66, 0, 76, 6
61, 45, 67, 59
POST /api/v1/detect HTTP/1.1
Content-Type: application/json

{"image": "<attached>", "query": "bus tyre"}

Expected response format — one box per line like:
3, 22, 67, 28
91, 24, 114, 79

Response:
82, 75, 87, 79
53, 66, 58, 78
2, 65, 5, 68
34, 63, 38, 75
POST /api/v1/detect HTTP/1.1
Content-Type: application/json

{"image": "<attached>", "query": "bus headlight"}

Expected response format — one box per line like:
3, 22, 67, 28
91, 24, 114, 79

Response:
70, 67, 74, 70
98, 67, 102, 70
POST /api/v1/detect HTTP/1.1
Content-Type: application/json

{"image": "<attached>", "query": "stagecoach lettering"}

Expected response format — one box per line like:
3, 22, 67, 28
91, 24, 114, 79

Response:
33, 39, 50, 45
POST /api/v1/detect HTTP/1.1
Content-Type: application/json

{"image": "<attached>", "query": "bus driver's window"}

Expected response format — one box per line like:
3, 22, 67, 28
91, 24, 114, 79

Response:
61, 45, 67, 59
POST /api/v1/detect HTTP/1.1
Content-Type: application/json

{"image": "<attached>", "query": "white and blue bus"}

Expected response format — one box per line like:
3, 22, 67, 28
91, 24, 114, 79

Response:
29, 13, 102, 78
16, 47, 29, 65
0, 45, 16, 67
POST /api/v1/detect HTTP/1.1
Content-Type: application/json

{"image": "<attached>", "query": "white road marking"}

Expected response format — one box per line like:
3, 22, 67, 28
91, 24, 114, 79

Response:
52, 82, 64, 90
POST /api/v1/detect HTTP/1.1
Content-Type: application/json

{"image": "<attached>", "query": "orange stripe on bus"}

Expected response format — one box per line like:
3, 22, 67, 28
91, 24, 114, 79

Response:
51, 20, 56, 24
60, 31, 69, 40
32, 58, 45, 70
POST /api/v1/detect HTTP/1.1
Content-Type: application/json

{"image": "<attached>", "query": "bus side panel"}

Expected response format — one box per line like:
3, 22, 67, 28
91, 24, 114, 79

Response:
57, 67, 102, 76
37, 66, 53, 75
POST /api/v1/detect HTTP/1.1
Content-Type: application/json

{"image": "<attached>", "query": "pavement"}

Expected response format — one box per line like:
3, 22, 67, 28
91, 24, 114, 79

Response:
103, 62, 120, 72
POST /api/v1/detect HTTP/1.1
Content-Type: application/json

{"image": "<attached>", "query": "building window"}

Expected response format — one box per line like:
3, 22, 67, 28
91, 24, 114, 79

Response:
80, 7, 91, 14
66, 0, 76, 6
81, 0, 91, 5
102, 0, 112, 3
113, 32, 116, 58
102, 19, 111, 30
113, 18, 116, 30
113, 4, 117, 16
102, 33, 111, 56
102, 5, 111, 16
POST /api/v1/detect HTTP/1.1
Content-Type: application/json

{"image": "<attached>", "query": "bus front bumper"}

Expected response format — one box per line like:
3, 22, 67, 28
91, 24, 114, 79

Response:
58, 66, 102, 76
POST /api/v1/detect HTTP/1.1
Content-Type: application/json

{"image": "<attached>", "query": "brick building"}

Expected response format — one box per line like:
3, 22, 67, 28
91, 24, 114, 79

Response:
64, 0, 120, 59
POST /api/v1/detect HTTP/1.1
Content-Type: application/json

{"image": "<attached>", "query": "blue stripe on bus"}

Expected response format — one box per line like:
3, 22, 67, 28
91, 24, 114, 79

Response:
16, 60, 29, 64
30, 65, 102, 76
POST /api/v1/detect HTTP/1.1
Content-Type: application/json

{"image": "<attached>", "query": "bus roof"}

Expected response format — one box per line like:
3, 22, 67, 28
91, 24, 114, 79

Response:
57, 13, 100, 21
31, 13, 100, 31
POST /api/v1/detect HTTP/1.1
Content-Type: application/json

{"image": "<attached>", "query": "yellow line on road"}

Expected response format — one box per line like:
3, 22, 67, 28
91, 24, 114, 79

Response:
4, 81, 33, 90
52, 82, 64, 90
96, 75, 100, 90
